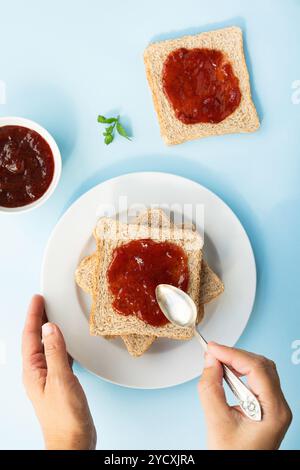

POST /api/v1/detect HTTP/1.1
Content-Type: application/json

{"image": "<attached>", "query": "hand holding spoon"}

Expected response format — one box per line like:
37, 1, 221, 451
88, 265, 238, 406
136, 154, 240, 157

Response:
155, 284, 262, 422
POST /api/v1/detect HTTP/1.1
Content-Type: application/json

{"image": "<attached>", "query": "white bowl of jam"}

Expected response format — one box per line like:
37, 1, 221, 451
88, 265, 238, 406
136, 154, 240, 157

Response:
0, 117, 62, 213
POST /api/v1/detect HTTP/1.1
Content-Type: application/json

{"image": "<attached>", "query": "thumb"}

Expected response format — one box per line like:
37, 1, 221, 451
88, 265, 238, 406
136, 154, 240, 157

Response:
42, 323, 71, 377
198, 352, 230, 422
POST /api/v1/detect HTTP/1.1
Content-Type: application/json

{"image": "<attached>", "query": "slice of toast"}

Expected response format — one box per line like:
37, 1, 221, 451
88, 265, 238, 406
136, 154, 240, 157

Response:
144, 26, 260, 145
90, 217, 203, 338
75, 209, 223, 356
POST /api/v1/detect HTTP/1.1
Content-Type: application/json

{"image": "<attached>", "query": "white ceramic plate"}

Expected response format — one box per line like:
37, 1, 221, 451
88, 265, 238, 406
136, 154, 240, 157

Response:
41, 172, 256, 389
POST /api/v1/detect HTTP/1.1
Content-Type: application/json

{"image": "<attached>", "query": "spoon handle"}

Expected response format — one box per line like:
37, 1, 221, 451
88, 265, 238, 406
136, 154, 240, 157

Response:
194, 329, 208, 351
194, 330, 262, 421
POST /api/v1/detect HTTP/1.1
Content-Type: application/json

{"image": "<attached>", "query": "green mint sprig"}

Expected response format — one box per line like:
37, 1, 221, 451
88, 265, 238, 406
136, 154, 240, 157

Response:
97, 115, 131, 145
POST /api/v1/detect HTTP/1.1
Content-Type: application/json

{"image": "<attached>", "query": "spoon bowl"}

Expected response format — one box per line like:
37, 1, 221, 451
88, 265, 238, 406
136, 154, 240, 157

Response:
155, 284, 197, 328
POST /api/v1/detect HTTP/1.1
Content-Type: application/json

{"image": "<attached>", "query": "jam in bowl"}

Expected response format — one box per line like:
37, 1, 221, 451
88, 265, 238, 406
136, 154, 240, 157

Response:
0, 117, 61, 212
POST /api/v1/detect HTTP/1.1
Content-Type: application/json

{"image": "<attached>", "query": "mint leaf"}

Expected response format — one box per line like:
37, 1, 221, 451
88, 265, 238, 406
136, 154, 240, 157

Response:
97, 113, 132, 145
116, 122, 130, 140
105, 125, 114, 134
97, 115, 107, 123
104, 134, 114, 145
98, 115, 117, 124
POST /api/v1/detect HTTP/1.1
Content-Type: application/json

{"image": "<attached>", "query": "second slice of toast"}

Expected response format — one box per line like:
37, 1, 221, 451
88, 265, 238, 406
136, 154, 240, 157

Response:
144, 26, 260, 145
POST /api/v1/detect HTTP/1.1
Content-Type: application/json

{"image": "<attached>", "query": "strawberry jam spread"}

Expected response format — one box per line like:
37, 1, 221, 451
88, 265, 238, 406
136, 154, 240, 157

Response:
162, 48, 241, 124
107, 239, 189, 326
0, 126, 54, 208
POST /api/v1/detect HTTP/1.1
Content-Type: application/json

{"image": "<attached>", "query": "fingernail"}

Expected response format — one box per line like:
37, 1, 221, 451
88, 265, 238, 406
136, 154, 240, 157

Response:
42, 323, 55, 337
204, 352, 217, 368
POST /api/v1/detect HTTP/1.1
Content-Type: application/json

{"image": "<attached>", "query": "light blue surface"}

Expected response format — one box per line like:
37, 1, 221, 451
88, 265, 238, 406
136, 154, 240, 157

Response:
0, 0, 299, 450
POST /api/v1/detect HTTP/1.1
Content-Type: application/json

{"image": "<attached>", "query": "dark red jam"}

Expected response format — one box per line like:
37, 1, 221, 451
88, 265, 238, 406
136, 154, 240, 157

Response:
0, 125, 54, 207
107, 239, 189, 326
162, 48, 241, 124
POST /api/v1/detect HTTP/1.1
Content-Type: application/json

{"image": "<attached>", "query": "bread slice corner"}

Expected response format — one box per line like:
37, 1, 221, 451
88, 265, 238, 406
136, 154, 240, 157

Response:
122, 335, 156, 357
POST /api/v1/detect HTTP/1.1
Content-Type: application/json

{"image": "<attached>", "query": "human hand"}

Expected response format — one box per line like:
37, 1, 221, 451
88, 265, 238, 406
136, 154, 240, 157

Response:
22, 295, 97, 450
198, 342, 292, 450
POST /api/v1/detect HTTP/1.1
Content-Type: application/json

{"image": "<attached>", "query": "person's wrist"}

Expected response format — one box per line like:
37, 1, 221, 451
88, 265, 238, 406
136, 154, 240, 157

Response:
45, 429, 96, 450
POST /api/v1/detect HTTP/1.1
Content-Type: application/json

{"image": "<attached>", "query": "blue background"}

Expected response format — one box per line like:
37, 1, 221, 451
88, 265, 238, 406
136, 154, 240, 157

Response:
0, 0, 299, 450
